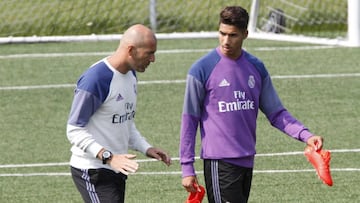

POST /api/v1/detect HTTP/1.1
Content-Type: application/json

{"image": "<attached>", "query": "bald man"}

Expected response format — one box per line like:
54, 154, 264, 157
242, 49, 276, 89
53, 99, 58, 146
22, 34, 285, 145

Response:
67, 24, 171, 203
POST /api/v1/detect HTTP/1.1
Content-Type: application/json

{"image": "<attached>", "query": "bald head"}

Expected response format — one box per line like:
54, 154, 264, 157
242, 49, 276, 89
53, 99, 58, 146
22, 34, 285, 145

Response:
120, 24, 156, 48
109, 24, 157, 73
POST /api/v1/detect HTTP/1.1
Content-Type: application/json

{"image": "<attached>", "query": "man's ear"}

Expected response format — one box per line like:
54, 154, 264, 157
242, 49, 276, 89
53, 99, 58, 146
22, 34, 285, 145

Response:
127, 45, 136, 57
244, 29, 249, 39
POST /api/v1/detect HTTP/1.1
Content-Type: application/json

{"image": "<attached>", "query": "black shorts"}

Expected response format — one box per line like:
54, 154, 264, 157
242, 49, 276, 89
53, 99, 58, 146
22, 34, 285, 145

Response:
204, 160, 253, 203
71, 166, 127, 203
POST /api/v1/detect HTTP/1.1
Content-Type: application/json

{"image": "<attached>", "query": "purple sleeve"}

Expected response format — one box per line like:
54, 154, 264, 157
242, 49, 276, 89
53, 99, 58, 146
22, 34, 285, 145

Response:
260, 75, 313, 142
67, 89, 102, 127
179, 75, 205, 177
67, 61, 112, 127
267, 109, 313, 142
180, 114, 200, 177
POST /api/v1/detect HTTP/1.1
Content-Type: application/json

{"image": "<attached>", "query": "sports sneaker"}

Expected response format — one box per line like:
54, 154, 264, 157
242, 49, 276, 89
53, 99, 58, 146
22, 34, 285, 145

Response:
304, 146, 333, 186
185, 183, 205, 203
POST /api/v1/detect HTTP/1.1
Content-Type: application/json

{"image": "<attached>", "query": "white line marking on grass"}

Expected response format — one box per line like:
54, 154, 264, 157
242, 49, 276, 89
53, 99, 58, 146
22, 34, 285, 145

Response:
136, 168, 360, 175
1, 168, 360, 177
0, 80, 186, 90
138, 79, 186, 85
1, 149, 359, 169
0, 173, 71, 177
0, 84, 75, 90
271, 73, 360, 79
253, 168, 360, 174
253, 45, 336, 51
1, 73, 360, 91
0, 162, 69, 168
256, 148, 360, 156
0, 45, 337, 59
0, 149, 359, 177
157, 49, 212, 54
0, 52, 111, 59
0, 49, 211, 59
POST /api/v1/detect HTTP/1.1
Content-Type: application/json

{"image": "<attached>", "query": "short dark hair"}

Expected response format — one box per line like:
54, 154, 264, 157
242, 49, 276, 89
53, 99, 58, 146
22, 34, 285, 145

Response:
219, 6, 249, 30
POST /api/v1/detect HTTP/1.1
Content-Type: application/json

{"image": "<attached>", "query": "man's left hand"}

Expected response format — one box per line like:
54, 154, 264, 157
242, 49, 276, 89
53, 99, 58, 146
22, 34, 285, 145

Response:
146, 147, 172, 166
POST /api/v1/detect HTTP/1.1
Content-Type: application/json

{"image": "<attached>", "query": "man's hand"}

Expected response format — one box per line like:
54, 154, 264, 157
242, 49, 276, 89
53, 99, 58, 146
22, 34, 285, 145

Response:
108, 154, 139, 175
146, 147, 172, 166
182, 176, 198, 193
306, 135, 324, 150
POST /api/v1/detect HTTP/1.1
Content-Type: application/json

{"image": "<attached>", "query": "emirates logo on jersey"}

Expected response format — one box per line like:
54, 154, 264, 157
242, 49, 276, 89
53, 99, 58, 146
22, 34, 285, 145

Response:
218, 90, 255, 113
112, 102, 136, 124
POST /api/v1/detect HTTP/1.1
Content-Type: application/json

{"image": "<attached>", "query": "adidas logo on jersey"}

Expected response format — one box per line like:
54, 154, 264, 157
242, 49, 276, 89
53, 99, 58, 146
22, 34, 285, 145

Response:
116, 93, 124, 101
219, 79, 230, 87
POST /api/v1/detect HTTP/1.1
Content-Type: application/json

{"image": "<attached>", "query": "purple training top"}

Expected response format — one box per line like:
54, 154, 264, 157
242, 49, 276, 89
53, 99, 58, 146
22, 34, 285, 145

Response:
179, 47, 313, 178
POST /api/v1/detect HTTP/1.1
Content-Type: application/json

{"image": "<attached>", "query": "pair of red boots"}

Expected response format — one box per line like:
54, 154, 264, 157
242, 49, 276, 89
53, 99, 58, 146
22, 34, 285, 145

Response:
304, 145, 333, 186
185, 145, 332, 203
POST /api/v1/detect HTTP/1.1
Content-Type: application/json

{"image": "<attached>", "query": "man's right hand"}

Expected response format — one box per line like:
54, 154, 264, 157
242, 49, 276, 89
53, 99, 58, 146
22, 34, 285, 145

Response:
109, 154, 139, 175
182, 176, 198, 193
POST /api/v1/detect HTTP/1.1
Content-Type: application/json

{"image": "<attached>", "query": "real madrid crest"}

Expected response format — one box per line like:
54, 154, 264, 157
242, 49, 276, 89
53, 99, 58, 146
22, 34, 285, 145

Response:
248, 75, 255, 88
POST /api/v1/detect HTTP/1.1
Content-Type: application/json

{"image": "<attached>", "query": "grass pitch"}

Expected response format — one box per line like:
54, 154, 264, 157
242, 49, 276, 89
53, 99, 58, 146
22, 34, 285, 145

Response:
0, 38, 359, 202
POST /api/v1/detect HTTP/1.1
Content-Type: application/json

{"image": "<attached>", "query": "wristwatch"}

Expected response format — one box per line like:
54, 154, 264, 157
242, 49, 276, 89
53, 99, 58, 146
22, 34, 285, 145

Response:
102, 150, 113, 164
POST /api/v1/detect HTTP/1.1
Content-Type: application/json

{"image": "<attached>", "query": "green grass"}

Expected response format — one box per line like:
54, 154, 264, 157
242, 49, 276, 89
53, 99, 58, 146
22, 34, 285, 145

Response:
0, 38, 359, 202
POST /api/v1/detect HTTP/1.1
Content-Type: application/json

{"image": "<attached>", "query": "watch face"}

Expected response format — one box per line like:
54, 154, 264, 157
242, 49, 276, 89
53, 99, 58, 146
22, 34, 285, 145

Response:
103, 151, 111, 158
102, 150, 112, 164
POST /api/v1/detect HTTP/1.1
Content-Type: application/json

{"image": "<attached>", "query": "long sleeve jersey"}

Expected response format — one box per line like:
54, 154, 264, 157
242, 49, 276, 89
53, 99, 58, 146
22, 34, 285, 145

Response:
180, 47, 313, 177
67, 58, 151, 171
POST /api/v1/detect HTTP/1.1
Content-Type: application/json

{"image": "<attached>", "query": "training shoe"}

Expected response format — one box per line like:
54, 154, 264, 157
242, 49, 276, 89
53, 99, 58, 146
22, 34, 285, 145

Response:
304, 146, 333, 186
185, 183, 205, 203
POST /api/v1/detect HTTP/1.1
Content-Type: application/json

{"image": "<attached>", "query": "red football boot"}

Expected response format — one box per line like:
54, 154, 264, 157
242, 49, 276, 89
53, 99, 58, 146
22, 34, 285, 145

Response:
304, 145, 333, 186
185, 183, 205, 203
